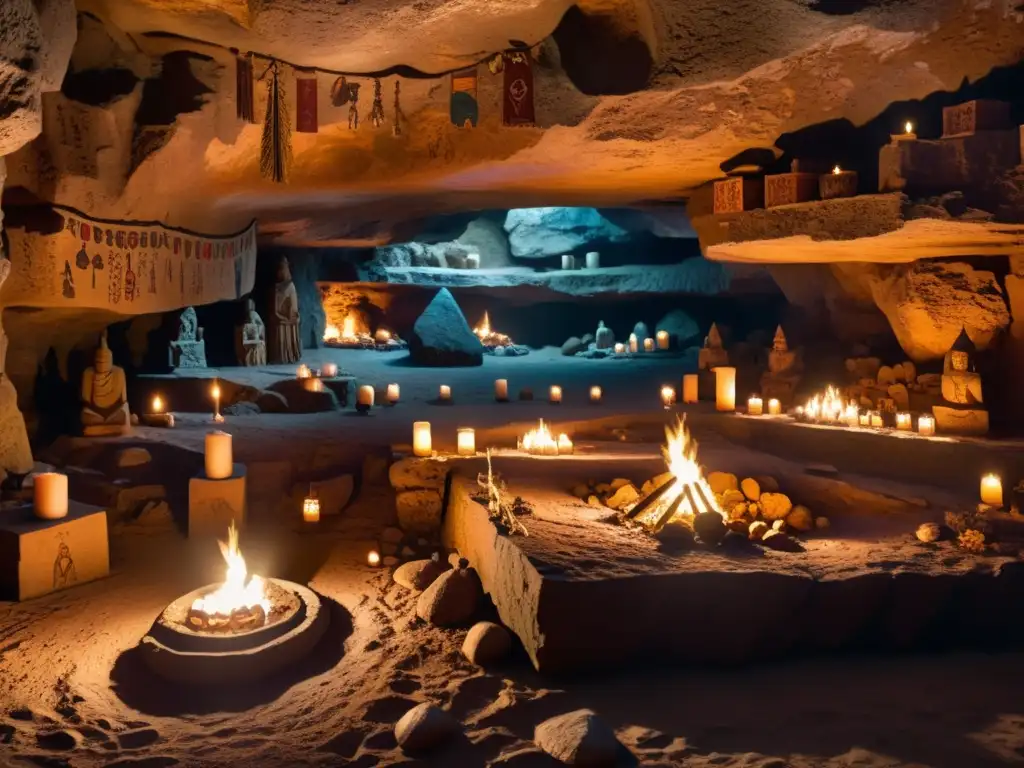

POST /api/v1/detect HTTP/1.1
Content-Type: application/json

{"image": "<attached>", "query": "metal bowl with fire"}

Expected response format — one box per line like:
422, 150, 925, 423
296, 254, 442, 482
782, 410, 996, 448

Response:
139, 524, 329, 685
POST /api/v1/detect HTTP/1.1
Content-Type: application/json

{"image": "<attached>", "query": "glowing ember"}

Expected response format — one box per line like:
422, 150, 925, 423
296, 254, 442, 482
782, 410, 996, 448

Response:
188, 523, 269, 631
518, 419, 573, 456
473, 311, 513, 347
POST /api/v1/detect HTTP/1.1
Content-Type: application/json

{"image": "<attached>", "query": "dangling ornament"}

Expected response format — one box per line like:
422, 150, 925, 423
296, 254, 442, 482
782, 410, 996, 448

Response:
392, 79, 402, 137
295, 68, 318, 133
370, 78, 385, 128
234, 50, 256, 123
348, 81, 360, 130
259, 60, 293, 183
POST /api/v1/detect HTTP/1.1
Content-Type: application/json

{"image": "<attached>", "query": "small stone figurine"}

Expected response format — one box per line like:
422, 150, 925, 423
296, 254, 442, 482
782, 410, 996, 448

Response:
237, 298, 267, 366
595, 321, 615, 350
81, 332, 130, 436
169, 306, 207, 369
760, 325, 802, 404
932, 328, 988, 435
698, 322, 729, 370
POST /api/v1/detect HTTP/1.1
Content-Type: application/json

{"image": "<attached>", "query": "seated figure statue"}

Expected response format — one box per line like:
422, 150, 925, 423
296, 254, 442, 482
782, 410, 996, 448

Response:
236, 298, 267, 366
169, 306, 207, 369
698, 322, 729, 370
933, 327, 988, 435
81, 333, 130, 436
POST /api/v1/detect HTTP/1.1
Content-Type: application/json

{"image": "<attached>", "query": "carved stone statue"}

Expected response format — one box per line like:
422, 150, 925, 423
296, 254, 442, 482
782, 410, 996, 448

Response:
81, 332, 130, 436
760, 325, 802, 403
168, 306, 207, 368
933, 327, 988, 435
269, 256, 302, 364
698, 322, 729, 370
237, 298, 267, 366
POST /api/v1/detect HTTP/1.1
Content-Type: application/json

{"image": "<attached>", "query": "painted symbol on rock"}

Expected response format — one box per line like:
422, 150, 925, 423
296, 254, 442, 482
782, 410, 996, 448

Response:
62, 260, 75, 299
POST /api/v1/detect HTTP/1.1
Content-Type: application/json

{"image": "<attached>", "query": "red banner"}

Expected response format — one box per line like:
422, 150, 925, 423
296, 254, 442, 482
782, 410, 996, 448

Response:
502, 51, 535, 127
296, 72, 318, 133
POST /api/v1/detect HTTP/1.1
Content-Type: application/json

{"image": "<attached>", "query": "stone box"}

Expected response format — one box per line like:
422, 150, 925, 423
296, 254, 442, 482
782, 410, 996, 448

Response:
819, 170, 858, 200
764, 173, 818, 208
942, 99, 1011, 138
0, 501, 109, 601
189, 464, 247, 538
713, 177, 764, 213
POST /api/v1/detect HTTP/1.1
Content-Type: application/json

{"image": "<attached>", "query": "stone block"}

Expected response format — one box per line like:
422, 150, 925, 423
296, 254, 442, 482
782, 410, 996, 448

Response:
932, 405, 989, 436
879, 132, 1020, 193
764, 172, 818, 208
320, 376, 352, 407
713, 177, 763, 213
942, 99, 1011, 138
0, 502, 109, 601
819, 170, 858, 200
169, 339, 207, 369
188, 464, 246, 538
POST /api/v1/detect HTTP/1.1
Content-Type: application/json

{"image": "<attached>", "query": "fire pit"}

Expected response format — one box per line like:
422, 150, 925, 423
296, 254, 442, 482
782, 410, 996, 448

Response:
474, 312, 529, 356
323, 313, 406, 351
139, 525, 328, 685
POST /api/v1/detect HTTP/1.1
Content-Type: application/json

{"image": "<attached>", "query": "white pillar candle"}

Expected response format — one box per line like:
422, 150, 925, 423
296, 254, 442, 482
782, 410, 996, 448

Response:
980, 473, 1003, 507
557, 434, 573, 454
321, 362, 338, 378
629, 334, 638, 353
205, 431, 233, 480
590, 386, 602, 403
713, 367, 736, 412
768, 398, 781, 415
457, 428, 476, 456
643, 337, 655, 353
561, 254, 575, 270
439, 385, 451, 401
748, 396, 763, 416
387, 383, 400, 404
585, 251, 600, 269
549, 385, 563, 404
656, 330, 669, 350
683, 374, 698, 404
302, 495, 320, 523
495, 379, 508, 402
297, 364, 311, 379
33, 472, 68, 520
918, 414, 935, 436
614, 342, 625, 354
357, 385, 374, 408
413, 422, 432, 457
896, 412, 912, 431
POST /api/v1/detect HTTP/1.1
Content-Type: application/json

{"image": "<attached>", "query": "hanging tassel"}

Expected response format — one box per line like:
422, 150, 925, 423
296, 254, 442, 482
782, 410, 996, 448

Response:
234, 50, 255, 123
392, 79, 402, 137
259, 61, 292, 183
295, 68, 318, 133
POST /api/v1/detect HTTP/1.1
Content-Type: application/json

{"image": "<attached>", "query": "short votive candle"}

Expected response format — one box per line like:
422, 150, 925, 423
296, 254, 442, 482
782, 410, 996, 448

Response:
33, 472, 69, 520
357, 384, 374, 408
302, 495, 320, 523
303, 378, 325, 393
439, 385, 451, 401
549, 385, 563, 404
557, 434, 574, 454
457, 428, 476, 456
656, 330, 670, 350
387, 383, 400, 404
629, 333, 638, 353
918, 414, 935, 436
590, 386, 602, 403
661, 386, 676, 408
768, 398, 781, 416
683, 374, 698, 404
748, 396, 763, 416
297, 364, 311, 379
495, 379, 508, 401
614, 342, 625, 354
643, 337, 655, 353
896, 412, 912, 431
321, 362, 338, 378
413, 421, 432, 457
980, 473, 1003, 507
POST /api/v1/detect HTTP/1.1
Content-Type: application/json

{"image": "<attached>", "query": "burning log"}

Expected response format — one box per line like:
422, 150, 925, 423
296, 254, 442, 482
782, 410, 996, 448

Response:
625, 475, 679, 520
651, 490, 686, 532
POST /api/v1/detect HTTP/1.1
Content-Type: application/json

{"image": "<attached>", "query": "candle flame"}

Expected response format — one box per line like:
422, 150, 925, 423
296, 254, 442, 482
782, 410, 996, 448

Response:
211, 383, 220, 400
152, 395, 164, 413
368, 550, 381, 566
904, 121, 913, 134
832, 165, 841, 175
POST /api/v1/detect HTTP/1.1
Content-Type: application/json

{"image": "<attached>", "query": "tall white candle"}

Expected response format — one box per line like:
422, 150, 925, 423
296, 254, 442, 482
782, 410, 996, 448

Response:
661, 386, 676, 408
357, 385, 374, 408
656, 330, 669, 350
683, 374, 698, 404
495, 379, 508, 402
896, 412, 912, 431
585, 251, 600, 269
980, 474, 1002, 507
413, 422, 432, 457
205, 431, 233, 480
387, 383, 400, 404
561, 254, 575, 270
457, 428, 476, 456
439, 385, 451, 401
713, 367, 736, 412
33, 472, 68, 520
629, 333, 638, 353
549, 385, 563, 404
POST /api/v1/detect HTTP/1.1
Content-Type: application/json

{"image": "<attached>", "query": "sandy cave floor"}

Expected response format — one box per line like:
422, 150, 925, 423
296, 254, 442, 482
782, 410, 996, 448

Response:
3, 349, 1024, 767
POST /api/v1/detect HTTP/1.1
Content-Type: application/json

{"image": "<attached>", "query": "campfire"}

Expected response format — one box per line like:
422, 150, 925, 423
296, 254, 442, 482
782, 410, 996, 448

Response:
186, 523, 270, 633
797, 385, 858, 426
625, 418, 724, 531
324, 313, 373, 345
518, 419, 574, 456
473, 312, 513, 348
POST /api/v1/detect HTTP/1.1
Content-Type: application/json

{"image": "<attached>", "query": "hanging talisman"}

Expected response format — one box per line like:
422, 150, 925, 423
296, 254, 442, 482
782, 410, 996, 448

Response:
295, 68, 319, 133
502, 50, 535, 126
259, 60, 293, 183
369, 78, 385, 128
235, 50, 256, 123
450, 67, 479, 128
348, 81, 360, 130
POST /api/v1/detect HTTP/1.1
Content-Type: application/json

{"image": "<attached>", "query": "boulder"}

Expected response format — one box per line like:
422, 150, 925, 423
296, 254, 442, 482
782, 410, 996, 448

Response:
760, 530, 804, 551
394, 703, 461, 754
748, 520, 769, 541
255, 389, 289, 413
740, 477, 761, 501
408, 288, 484, 366
595, 322, 615, 350
396, 489, 443, 534
416, 565, 483, 626
266, 379, 340, 413
785, 505, 814, 532
456, 216, 513, 267
561, 337, 585, 356
389, 457, 448, 491
462, 621, 512, 666
760, 492, 793, 521
534, 709, 626, 767
116, 447, 151, 468
393, 555, 449, 591
580, 333, 595, 346
916, 522, 942, 542
605, 483, 639, 511
707, 472, 738, 495
655, 309, 699, 346
504, 208, 628, 259
693, 512, 727, 545
654, 519, 695, 548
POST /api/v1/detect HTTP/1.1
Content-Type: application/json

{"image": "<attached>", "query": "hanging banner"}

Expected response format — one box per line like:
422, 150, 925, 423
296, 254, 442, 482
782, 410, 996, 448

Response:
1, 205, 258, 314
450, 67, 478, 128
295, 69, 319, 133
502, 51, 535, 127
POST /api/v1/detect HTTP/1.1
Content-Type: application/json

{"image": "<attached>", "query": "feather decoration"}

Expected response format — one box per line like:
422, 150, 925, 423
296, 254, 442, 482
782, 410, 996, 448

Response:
259, 61, 292, 183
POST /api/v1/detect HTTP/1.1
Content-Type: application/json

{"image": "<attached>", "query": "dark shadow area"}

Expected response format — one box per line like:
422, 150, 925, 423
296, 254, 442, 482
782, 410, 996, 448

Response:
135, 52, 215, 127
32, 348, 79, 449
61, 67, 139, 107
553, 5, 654, 95
109, 596, 353, 716
807, 0, 887, 14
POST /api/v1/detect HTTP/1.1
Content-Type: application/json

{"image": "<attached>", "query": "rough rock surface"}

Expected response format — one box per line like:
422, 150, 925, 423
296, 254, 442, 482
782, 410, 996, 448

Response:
760, 492, 793, 521
534, 709, 626, 767
655, 309, 699, 346
408, 289, 484, 367
393, 556, 449, 591
389, 457, 448, 491
416, 565, 483, 626
396, 489, 444, 534
462, 621, 513, 666
504, 208, 628, 259
394, 703, 461, 754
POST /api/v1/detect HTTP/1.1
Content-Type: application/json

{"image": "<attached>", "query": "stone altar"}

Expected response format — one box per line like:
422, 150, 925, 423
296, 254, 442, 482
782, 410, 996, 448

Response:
933, 328, 988, 435
81, 333, 130, 436
168, 306, 207, 369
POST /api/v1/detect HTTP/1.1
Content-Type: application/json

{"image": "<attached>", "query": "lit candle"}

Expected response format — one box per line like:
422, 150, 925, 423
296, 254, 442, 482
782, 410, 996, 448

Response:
321, 362, 338, 378
387, 383, 400, 404
661, 386, 676, 408
905, 120, 914, 135
683, 374, 698, 404
457, 428, 476, 456
833, 165, 842, 175
768, 398, 781, 416
557, 434, 573, 454
375, 329, 391, 344
629, 334, 638, 353
205, 430, 233, 480
297, 364, 311, 379
643, 337, 655, 353
495, 379, 508, 402
367, 550, 381, 567
413, 421, 432, 457
303, 494, 320, 523
614, 343, 625, 355
918, 414, 935, 436
590, 385, 602, 403
357, 384, 374, 412
859, 412, 870, 427
656, 330, 670, 350
211, 381, 223, 423
152, 395, 164, 414
980, 473, 1003, 507
713, 366, 736, 412
33, 472, 68, 520
748, 396, 763, 416
870, 411, 883, 428
303, 378, 325, 393
896, 412, 912, 431
439, 385, 451, 401
549, 385, 562, 404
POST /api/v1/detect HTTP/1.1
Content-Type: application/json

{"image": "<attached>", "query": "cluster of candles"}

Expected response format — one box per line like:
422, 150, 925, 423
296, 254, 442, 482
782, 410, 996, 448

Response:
744, 396, 783, 416
614, 330, 670, 355
297, 363, 339, 379
790, 385, 937, 437
411, 421, 479, 457
518, 419, 574, 456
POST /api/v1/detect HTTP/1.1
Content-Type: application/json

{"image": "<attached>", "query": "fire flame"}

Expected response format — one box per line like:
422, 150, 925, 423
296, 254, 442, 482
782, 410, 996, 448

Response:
323, 324, 341, 342
323, 313, 361, 343
190, 522, 269, 620
660, 418, 723, 518
474, 311, 491, 339
473, 311, 513, 346
518, 419, 573, 456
